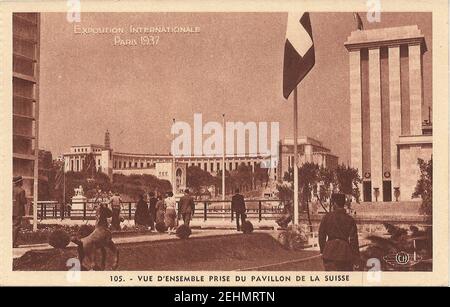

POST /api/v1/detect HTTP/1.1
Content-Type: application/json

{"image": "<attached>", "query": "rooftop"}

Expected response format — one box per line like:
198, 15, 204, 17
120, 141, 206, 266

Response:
344, 25, 426, 51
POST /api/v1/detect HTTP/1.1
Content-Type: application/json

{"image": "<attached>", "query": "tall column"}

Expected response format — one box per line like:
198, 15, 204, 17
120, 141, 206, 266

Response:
388, 46, 402, 191
368, 48, 383, 201
408, 44, 423, 135
349, 50, 363, 184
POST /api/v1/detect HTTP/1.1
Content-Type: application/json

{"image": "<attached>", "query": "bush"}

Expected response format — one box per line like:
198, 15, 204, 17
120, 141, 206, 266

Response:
78, 224, 95, 238
155, 222, 167, 233
277, 224, 309, 250
176, 224, 192, 239
242, 221, 254, 234
48, 229, 70, 249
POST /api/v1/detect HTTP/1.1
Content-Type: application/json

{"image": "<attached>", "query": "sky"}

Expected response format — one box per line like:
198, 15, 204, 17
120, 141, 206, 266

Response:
39, 12, 432, 164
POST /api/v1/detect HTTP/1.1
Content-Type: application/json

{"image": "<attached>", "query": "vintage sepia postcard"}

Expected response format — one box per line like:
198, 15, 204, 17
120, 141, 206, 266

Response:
0, 0, 448, 289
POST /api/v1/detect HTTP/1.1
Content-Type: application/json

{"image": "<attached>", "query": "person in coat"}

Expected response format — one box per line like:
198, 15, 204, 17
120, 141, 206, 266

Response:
148, 191, 158, 231
178, 189, 195, 227
318, 193, 360, 271
134, 194, 150, 229
13, 176, 27, 247
231, 188, 246, 231
155, 194, 166, 225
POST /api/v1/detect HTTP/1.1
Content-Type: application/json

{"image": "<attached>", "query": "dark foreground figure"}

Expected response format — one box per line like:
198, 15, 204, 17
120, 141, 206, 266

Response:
318, 193, 360, 271
231, 188, 246, 231
13, 176, 27, 248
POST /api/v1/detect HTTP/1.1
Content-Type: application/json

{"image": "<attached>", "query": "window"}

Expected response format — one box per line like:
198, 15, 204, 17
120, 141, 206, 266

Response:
204, 163, 207, 171
217, 162, 220, 170
141, 162, 144, 168
147, 162, 150, 168
235, 162, 239, 169
229, 162, 232, 170
210, 163, 214, 171
119, 161, 122, 168
135, 162, 138, 168
129, 162, 132, 168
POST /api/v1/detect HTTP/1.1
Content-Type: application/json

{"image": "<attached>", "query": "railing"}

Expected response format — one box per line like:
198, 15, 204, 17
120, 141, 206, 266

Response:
37, 199, 286, 222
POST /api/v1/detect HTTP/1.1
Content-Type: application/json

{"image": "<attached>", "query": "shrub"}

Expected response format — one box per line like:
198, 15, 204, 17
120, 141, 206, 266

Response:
277, 224, 309, 250
242, 221, 254, 234
78, 224, 94, 238
48, 229, 70, 249
155, 222, 167, 233
176, 224, 192, 239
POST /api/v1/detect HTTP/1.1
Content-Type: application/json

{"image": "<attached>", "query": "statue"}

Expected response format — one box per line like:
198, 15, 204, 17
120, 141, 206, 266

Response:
74, 185, 84, 197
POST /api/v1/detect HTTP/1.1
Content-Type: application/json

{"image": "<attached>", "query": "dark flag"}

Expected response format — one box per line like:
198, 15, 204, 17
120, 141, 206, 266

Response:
353, 12, 364, 30
282, 12, 315, 99
54, 163, 64, 190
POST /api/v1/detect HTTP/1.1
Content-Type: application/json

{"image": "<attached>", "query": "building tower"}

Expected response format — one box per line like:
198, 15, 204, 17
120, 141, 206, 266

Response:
345, 25, 432, 203
13, 13, 40, 220
104, 129, 111, 149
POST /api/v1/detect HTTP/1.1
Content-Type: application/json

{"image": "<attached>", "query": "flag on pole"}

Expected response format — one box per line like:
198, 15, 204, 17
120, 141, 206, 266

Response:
353, 12, 364, 30
282, 12, 315, 99
54, 163, 65, 190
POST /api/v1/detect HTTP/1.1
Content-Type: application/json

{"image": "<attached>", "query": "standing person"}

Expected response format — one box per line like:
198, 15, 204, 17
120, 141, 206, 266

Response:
12, 176, 27, 248
231, 188, 246, 232
164, 191, 177, 234
134, 194, 149, 229
178, 189, 195, 227
318, 193, 360, 271
109, 192, 122, 231
148, 191, 158, 231
155, 194, 166, 225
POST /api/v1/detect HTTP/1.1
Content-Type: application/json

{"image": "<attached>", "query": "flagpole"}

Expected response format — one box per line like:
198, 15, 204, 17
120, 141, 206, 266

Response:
293, 87, 299, 225
222, 113, 226, 201
63, 163, 65, 220
172, 118, 176, 193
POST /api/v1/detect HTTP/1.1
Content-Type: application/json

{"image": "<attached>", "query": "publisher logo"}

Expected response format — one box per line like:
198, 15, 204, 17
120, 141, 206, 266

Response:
383, 251, 422, 268
395, 252, 410, 265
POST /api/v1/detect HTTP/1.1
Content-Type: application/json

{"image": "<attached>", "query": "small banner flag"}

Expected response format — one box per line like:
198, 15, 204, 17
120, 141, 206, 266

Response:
282, 12, 315, 99
54, 163, 64, 190
353, 12, 364, 30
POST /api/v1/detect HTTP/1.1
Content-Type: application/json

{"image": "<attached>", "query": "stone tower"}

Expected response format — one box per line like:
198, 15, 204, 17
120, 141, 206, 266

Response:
104, 129, 111, 149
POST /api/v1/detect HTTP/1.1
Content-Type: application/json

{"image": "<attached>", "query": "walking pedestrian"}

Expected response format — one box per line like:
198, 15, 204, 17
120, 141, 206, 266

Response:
164, 191, 177, 234
178, 189, 195, 227
109, 192, 122, 231
155, 194, 166, 224
148, 191, 158, 231
134, 194, 150, 229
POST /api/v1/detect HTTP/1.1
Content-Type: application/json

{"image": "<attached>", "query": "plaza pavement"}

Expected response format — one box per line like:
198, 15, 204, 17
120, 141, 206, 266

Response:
13, 228, 283, 259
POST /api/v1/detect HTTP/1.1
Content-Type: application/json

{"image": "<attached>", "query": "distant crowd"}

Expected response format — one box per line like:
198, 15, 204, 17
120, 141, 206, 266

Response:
95, 189, 196, 234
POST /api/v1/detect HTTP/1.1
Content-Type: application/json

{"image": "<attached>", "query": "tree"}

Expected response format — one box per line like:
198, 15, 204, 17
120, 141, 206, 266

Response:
231, 163, 253, 193
215, 169, 232, 196
334, 164, 362, 203
298, 163, 320, 227
318, 166, 334, 211
38, 150, 54, 201
412, 158, 432, 216
280, 163, 320, 226
83, 153, 97, 178
254, 163, 269, 188
186, 165, 215, 194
